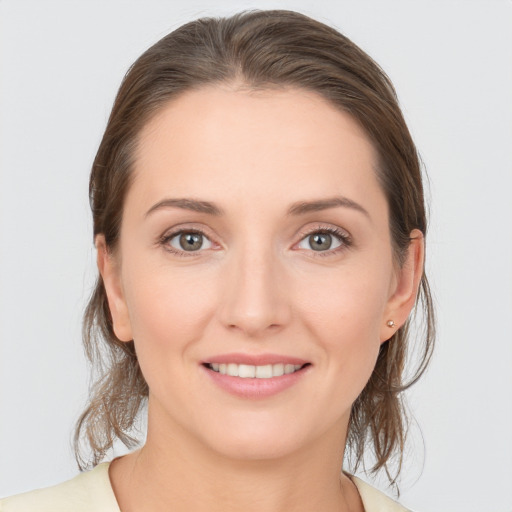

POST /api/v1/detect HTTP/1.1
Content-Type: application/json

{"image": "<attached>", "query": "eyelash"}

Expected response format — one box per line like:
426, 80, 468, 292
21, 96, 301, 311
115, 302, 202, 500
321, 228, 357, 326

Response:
158, 225, 352, 258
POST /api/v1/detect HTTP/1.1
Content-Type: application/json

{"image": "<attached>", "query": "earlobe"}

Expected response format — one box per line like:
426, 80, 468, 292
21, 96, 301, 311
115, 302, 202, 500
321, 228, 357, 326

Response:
380, 229, 424, 343
95, 235, 133, 342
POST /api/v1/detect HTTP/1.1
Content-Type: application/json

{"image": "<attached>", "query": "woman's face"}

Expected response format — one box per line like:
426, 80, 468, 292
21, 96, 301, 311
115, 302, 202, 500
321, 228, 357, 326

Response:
100, 85, 420, 461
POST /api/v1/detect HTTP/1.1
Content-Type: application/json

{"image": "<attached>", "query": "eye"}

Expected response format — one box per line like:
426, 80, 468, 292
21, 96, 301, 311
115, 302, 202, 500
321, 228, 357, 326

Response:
296, 226, 351, 255
159, 226, 351, 258
163, 230, 213, 255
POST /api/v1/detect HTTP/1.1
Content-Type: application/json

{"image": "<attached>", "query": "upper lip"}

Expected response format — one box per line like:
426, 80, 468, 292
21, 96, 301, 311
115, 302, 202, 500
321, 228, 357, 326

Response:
203, 353, 310, 366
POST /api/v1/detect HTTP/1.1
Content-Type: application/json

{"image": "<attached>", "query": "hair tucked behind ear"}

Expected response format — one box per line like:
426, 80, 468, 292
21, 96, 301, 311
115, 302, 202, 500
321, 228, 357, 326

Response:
74, 9, 435, 487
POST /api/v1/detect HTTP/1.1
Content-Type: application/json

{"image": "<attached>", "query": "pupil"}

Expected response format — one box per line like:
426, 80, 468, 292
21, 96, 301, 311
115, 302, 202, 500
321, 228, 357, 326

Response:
311, 233, 331, 251
180, 233, 202, 251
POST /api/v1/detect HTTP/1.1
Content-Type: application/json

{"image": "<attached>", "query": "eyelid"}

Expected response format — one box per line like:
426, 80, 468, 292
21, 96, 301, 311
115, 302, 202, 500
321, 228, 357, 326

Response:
296, 223, 351, 241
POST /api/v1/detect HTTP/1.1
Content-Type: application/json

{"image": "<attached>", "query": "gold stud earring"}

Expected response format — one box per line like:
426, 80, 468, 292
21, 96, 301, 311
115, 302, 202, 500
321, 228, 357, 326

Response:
386, 320, 396, 328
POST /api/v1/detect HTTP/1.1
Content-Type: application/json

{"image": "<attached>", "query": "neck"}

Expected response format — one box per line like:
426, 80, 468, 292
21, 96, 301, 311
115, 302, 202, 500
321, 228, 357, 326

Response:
109, 401, 363, 512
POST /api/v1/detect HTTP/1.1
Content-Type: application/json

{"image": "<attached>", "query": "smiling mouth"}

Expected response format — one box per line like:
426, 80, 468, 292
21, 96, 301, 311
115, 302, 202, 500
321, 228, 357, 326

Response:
204, 363, 310, 379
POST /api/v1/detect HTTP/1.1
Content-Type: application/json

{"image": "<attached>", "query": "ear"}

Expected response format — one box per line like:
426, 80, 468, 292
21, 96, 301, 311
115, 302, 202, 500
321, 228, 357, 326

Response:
96, 235, 133, 342
380, 229, 424, 343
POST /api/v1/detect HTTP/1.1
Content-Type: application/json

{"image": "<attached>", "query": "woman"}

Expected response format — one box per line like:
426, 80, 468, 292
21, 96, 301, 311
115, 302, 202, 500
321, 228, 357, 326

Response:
0, 9, 434, 512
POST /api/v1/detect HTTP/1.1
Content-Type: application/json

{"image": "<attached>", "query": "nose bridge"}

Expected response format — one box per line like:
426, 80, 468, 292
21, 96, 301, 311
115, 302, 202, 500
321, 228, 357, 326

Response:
218, 233, 290, 337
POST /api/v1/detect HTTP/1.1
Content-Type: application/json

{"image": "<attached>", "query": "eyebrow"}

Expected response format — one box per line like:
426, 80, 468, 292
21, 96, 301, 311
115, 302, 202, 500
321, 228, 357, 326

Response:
286, 196, 370, 218
145, 198, 224, 217
145, 196, 370, 219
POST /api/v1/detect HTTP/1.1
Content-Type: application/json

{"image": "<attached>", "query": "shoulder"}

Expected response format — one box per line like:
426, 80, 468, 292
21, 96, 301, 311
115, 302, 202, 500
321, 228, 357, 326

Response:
351, 475, 413, 512
0, 462, 120, 512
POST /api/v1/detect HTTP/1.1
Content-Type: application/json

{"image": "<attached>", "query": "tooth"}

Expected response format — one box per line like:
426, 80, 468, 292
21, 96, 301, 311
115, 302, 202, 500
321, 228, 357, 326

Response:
227, 363, 239, 377
284, 364, 295, 374
211, 362, 304, 378
238, 364, 256, 378
255, 365, 272, 379
272, 363, 284, 377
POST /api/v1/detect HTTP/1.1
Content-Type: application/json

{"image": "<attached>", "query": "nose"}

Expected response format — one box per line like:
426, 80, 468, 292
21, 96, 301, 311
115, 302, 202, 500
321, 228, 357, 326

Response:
218, 244, 291, 338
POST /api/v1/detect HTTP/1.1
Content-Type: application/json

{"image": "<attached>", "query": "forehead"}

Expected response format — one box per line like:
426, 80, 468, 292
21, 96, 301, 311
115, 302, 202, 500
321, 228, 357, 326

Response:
129, 85, 385, 220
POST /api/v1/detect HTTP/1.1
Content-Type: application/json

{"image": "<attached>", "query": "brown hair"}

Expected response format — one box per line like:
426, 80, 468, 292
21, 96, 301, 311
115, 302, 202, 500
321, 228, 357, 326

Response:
74, 9, 435, 487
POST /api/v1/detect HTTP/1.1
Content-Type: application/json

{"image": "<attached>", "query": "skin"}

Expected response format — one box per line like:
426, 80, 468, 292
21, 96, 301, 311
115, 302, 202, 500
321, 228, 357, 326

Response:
97, 84, 424, 512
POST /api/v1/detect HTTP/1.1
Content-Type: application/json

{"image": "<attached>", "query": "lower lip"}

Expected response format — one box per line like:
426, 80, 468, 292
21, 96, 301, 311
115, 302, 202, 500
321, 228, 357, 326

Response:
201, 365, 310, 399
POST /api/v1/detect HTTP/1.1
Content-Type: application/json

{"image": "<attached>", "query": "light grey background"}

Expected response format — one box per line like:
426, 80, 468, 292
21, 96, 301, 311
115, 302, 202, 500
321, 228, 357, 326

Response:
1, 1, 511, 511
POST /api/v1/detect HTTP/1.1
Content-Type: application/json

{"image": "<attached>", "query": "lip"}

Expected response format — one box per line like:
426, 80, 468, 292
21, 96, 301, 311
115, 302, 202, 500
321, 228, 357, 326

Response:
203, 353, 309, 366
200, 353, 311, 399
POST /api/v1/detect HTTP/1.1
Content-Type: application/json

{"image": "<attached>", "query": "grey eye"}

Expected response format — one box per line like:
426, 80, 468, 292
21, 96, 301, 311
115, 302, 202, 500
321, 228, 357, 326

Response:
169, 232, 212, 252
298, 232, 343, 252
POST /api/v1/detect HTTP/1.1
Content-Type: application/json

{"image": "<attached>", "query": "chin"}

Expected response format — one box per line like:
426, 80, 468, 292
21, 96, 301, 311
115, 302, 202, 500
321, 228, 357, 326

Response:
193, 412, 317, 462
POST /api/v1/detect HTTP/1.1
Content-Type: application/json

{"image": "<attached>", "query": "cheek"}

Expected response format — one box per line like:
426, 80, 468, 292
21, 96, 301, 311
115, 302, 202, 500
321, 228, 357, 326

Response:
296, 259, 392, 390
299, 258, 391, 338
121, 262, 217, 380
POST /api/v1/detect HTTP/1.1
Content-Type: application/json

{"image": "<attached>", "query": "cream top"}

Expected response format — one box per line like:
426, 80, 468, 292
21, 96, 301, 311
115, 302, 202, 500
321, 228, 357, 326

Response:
0, 461, 411, 511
